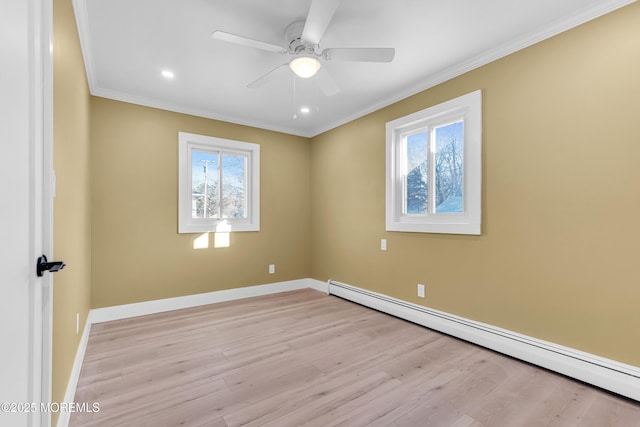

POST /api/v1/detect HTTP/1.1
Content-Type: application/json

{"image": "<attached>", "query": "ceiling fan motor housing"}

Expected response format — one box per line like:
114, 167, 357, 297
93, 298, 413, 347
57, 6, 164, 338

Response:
285, 21, 314, 54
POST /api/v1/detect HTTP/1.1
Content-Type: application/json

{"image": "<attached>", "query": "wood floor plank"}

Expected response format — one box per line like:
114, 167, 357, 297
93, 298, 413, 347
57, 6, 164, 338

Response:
69, 289, 640, 426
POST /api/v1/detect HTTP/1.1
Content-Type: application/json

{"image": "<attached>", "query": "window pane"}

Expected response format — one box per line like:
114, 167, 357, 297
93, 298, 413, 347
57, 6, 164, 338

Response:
405, 132, 428, 215
221, 154, 247, 219
434, 121, 464, 213
191, 150, 219, 219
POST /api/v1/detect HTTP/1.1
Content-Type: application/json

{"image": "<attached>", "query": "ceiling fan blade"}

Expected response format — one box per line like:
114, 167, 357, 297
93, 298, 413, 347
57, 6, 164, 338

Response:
212, 30, 287, 54
247, 63, 289, 88
323, 48, 395, 62
316, 68, 340, 96
301, 0, 341, 46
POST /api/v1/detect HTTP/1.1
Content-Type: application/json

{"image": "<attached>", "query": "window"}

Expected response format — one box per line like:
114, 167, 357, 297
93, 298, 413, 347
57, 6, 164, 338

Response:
178, 132, 259, 233
386, 90, 481, 235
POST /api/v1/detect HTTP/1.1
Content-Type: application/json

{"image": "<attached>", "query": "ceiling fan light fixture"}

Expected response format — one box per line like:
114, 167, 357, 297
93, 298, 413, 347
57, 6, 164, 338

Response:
289, 56, 321, 78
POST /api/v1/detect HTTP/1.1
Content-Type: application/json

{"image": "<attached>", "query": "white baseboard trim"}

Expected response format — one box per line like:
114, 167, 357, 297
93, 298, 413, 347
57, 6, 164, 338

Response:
327, 279, 640, 402
306, 278, 330, 294
90, 279, 318, 324
56, 314, 92, 427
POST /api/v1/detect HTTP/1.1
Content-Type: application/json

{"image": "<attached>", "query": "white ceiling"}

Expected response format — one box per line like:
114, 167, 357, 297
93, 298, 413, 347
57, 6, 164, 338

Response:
74, 0, 635, 137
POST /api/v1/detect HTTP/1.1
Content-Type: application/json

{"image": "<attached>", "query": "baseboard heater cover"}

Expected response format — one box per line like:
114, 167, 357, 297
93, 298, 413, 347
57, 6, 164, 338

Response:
327, 280, 640, 402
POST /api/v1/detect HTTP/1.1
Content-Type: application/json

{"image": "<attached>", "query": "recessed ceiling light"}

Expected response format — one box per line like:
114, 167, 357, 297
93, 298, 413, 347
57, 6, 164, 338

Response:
161, 70, 175, 79
300, 106, 311, 114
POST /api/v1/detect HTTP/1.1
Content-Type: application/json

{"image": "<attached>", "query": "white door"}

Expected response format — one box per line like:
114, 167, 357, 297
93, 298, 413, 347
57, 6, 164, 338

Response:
0, 0, 53, 426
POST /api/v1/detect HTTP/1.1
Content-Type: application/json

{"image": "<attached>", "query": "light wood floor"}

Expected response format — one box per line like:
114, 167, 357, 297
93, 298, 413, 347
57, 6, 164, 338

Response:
70, 289, 640, 426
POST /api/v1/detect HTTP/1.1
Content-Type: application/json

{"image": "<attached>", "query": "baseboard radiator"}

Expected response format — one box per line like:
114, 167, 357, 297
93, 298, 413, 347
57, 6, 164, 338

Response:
327, 280, 640, 402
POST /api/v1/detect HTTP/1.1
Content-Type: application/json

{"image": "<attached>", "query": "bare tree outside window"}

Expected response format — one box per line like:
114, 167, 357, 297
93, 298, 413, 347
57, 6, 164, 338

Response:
405, 121, 463, 214
191, 151, 247, 220
435, 121, 463, 213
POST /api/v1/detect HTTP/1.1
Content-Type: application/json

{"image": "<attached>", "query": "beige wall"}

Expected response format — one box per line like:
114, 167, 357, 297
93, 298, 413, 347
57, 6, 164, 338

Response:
311, 3, 640, 366
52, 0, 92, 423
90, 98, 311, 308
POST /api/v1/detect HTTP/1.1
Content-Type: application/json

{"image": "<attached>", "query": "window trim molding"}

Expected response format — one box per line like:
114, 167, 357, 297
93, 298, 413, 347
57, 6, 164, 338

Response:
386, 90, 482, 235
178, 132, 260, 233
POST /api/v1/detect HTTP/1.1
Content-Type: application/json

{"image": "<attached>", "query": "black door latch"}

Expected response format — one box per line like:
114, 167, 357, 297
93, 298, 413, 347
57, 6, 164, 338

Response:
36, 254, 66, 277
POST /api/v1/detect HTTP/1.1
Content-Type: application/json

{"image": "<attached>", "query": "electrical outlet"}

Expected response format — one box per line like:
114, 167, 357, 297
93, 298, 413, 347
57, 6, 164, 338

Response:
381, 239, 387, 251
417, 284, 425, 298
269, 264, 275, 274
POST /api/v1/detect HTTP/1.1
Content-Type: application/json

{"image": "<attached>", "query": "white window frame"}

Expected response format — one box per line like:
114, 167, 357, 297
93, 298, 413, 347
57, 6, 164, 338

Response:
178, 132, 260, 233
386, 90, 482, 235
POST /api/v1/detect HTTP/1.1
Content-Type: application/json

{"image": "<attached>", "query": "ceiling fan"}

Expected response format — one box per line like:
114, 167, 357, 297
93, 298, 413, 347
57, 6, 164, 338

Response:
211, 0, 395, 96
